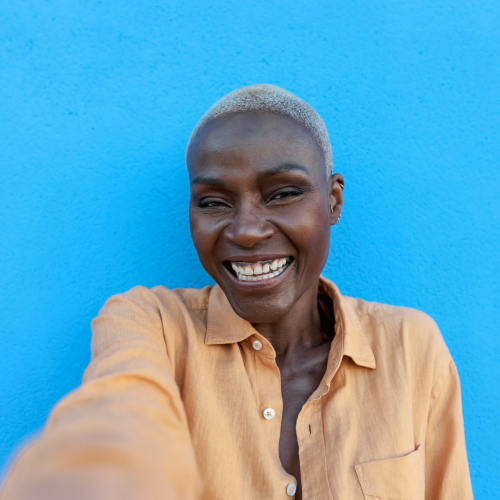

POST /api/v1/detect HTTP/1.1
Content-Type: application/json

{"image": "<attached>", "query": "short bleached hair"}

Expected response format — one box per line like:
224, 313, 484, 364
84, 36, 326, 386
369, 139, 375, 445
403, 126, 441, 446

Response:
186, 84, 333, 176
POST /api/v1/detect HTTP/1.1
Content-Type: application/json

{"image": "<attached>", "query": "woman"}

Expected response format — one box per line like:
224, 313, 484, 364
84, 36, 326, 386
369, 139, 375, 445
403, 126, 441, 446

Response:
1, 85, 473, 500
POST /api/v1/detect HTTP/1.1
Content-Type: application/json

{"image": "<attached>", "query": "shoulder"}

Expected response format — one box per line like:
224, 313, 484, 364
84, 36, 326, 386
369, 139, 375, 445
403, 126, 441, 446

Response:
94, 284, 213, 336
100, 284, 212, 314
343, 295, 452, 378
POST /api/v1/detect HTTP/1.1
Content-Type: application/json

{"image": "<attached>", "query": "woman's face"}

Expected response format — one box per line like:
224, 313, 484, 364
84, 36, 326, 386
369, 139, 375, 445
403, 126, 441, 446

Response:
188, 112, 343, 323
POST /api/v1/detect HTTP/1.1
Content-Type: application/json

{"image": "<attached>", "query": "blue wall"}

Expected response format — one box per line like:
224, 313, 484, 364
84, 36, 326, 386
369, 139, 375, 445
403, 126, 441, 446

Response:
1, 1, 498, 496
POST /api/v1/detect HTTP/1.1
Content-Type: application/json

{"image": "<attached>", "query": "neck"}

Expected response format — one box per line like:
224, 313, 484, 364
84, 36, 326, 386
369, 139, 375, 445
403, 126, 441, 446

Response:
252, 279, 326, 356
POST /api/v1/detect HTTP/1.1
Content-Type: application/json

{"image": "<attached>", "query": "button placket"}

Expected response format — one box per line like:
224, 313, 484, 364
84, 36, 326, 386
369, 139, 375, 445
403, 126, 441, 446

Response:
296, 398, 333, 500
252, 338, 294, 492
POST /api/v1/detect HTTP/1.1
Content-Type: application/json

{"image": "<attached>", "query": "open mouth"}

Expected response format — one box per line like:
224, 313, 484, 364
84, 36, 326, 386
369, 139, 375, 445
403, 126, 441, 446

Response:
224, 257, 293, 282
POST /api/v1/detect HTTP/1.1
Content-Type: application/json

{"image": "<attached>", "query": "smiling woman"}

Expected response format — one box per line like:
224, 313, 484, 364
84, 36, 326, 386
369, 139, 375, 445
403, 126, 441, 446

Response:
0, 85, 473, 500
187, 109, 342, 327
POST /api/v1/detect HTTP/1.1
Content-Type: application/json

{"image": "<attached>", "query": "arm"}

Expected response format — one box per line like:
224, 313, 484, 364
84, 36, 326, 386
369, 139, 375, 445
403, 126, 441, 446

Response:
1, 288, 203, 500
425, 358, 473, 500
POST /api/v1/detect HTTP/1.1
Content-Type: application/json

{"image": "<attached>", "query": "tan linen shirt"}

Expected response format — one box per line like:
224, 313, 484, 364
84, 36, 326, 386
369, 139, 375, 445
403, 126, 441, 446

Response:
1, 277, 473, 500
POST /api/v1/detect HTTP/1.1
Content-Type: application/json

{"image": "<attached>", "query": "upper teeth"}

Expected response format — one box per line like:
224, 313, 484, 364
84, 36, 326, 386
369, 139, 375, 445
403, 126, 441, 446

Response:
230, 257, 291, 281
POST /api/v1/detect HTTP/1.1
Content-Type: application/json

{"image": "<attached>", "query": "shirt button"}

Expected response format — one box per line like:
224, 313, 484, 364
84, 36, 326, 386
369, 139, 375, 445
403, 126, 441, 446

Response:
286, 483, 297, 496
263, 408, 275, 420
252, 339, 263, 350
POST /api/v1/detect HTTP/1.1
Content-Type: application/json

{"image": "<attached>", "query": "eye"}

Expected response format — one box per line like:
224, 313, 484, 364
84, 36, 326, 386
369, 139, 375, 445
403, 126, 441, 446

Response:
198, 198, 230, 208
271, 189, 304, 201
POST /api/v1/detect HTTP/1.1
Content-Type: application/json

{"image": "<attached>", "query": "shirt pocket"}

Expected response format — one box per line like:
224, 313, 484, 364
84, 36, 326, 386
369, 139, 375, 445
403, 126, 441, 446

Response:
355, 445, 424, 500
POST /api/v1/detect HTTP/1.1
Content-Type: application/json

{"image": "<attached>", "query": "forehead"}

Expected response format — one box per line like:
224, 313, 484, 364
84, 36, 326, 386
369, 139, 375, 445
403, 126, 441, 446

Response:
187, 112, 325, 179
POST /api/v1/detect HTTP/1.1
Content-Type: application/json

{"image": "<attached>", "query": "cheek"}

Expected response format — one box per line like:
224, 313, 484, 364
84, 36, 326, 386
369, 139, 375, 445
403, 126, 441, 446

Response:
189, 209, 224, 271
189, 211, 212, 263
288, 203, 330, 266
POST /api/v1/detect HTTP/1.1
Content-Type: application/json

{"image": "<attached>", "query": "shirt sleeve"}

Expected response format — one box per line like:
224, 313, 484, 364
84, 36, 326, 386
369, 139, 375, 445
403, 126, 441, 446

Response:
424, 358, 474, 500
0, 288, 203, 500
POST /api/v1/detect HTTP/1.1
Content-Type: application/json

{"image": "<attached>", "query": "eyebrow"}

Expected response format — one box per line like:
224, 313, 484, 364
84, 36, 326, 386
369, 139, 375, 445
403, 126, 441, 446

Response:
191, 164, 309, 187
256, 164, 310, 181
191, 176, 226, 187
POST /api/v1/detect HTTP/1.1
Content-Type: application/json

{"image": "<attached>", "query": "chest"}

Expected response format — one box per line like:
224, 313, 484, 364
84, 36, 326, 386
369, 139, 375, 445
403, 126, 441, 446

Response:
178, 337, 422, 500
277, 345, 331, 494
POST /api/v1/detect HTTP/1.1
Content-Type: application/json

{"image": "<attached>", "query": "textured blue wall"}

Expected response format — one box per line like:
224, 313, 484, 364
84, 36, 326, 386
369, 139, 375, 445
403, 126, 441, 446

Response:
1, 0, 498, 496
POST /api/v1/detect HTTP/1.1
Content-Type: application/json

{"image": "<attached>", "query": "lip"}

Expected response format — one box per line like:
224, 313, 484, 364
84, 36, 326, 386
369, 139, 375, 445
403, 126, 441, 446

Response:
223, 258, 295, 291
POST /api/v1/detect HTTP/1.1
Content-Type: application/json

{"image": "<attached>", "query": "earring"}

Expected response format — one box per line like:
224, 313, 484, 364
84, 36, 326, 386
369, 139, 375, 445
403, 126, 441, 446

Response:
331, 206, 341, 223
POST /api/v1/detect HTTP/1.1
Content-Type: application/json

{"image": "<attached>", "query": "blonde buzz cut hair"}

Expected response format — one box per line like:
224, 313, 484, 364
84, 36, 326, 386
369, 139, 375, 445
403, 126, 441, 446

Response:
186, 84, 333, 176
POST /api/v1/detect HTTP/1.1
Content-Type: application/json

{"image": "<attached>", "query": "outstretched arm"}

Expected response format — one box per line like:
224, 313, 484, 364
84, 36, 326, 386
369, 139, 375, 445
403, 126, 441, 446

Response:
1, 290, 203, 500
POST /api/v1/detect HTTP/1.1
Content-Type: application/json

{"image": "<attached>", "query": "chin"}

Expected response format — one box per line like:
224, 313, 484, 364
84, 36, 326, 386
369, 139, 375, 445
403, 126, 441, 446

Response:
222, 286, 297, 324
234, 304, 291, 324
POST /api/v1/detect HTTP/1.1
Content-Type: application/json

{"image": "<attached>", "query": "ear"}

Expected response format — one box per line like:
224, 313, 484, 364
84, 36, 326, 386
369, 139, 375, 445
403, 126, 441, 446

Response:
328, 173, 344, 226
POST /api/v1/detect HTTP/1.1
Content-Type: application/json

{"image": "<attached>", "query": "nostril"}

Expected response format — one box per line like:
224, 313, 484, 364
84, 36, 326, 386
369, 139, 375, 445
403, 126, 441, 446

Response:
224, 220, 275, 247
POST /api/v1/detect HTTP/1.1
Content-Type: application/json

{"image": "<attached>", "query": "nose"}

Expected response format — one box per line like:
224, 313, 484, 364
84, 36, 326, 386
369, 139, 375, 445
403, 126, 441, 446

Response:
224, 206, 275, 248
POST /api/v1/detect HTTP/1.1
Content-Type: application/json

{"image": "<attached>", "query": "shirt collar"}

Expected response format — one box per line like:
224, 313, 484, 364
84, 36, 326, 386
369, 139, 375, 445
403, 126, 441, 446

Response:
205, 276, 376, 371
320, 276, 376, 371
205, 284, 256, 344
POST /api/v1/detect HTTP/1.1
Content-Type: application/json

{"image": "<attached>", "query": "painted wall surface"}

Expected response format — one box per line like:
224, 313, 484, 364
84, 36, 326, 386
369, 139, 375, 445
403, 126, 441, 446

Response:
0, 0, 498, 496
